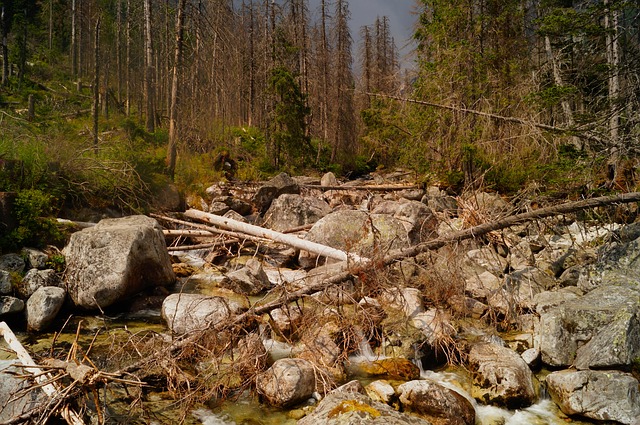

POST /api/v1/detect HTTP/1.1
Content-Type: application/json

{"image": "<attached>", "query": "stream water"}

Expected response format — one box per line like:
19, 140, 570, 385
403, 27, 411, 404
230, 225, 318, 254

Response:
0, 309, 612, 425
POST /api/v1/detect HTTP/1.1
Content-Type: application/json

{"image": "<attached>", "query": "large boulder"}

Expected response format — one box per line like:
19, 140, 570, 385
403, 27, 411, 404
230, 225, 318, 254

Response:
161, 293, 245, 335
299, 210, 409, 268
578, 230, 640, 292
546, 370, 640, 424
252, 173, 300, 213
371, 200, 436, 244
26, 286, 66, 331
263, 194, 331, 232
255, 358, 316, 407
468, 342, 537, 409
537, 285, 640, 369
397, 380, 475, 425
297, 381, 432, 425
63, 215, 175, 310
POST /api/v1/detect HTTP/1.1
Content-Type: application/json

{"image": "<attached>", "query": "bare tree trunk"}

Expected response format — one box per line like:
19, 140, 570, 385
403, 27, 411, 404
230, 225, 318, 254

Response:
116, 0, 122, 104
167, 0, 187, 180
93, 17, 100, 152
1, 6, 9, 85
144, 0, 155, 132
605, 0, 620, 145
71, 0, 76, 77
317, 0, 329, 163
125, 0, 131, 116
544, 35, 580, 150
48, 0, 53, 51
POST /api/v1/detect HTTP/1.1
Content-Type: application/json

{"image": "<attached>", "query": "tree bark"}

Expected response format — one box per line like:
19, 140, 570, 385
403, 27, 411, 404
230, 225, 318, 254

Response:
184, 208, 366, 263
144, 0, 155, 132
166, 0, 187, 180
93, 17, 100, 152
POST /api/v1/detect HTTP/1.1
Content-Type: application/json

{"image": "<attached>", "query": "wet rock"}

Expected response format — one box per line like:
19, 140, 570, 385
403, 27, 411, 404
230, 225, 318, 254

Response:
252, 173, 300, 213
16, 269, 60, 299
0, 296, 24, 316
26, 286, 66, 331
0, 270, 11, 294
0, 360, 45, 423
298, 381, 432, 425
537, 285, 640, 369
299, 210, 409, 268
397, 380, 475, 425
468, 342, 537, 409
546, 370, 640, 425
255, 358, 316, 407
263, 194, 331, 232
0, 253, 25, 274
161, 293, 244, 334
223, 258, 272, 295
21, 248, 48, 269
365, 380, 396, 404
351, 358, 420, 381
64, 215, 175, 310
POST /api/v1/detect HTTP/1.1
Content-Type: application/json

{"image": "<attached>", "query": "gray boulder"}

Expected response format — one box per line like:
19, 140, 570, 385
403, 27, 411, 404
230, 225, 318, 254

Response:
0, 361, 45, 423
298, 381, 432, 425
63, 215, 175, 310
162, 293, 245, 335
546, 370, 640, 424
537, 285, 640, 369
299, 210, 409, 268
223, 258, 273, 295
26, 286, 66, 331
252, 173, 300, 213
0, 270, 11, 294
0, 296, 24, 316
263, 194, 331, 232
21, 248, 48, 269
468, 342, 537, 409
371, 199, 436, 244
321, 172, 339, 187
397, 380, 475, 425
486, 267, 555, 315
255, 358, 316, 407
16, 269, 60, 299
0, 253, 25, 273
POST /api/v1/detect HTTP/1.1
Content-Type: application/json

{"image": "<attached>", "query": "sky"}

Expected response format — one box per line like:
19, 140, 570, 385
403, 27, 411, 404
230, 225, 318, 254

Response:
307, 0, 420, 69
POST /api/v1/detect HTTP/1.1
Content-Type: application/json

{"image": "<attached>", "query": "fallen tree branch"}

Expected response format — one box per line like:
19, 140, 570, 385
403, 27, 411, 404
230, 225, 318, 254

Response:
303, 184, 419, 191
367, 92, 603, 143
183, 209, 367, 263
121, 192, 640, 376
0, 322, 85, 425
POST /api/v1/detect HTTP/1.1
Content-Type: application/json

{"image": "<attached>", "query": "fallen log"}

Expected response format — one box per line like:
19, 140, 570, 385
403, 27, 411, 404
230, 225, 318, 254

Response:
184, 209, 367, 263
121, 191, 640, 375
0, 322, 85, 425
303, 184, 419, 192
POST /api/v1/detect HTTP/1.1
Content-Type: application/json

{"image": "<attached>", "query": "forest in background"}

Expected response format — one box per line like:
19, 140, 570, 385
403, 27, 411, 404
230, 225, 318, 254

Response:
1, 0, 640, 227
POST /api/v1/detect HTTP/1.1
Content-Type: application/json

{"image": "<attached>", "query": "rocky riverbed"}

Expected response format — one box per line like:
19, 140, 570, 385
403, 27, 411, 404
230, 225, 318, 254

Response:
2, 171, 640, 424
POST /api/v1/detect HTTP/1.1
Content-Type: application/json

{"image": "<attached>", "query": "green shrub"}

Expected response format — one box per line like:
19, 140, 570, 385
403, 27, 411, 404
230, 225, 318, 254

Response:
1, 189, 64, 250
